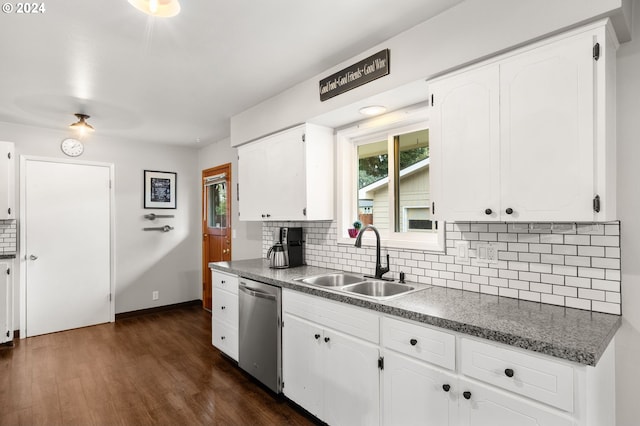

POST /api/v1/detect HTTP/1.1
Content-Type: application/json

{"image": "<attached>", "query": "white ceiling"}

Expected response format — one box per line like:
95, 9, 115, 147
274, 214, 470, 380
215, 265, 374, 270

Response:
0, 0, 463, 147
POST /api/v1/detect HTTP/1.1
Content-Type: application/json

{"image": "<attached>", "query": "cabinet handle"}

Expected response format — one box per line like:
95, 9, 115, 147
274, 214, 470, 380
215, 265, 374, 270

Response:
324, 337, 330, 343
485, 208, 492, 215
221, 306, 226, 310
221, 280, 226, 284
221, 336, 226, 340
505, 208, 514, 215
442, 384, 451, 392
409, 338, 418, 346
314, 334, 321, 340
261, 214, 266, 218
463, 391, 472, 400
504, 368, 514, 378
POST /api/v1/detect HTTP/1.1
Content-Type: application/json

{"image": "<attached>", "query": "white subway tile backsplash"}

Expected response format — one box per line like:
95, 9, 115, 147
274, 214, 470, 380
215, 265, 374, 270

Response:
263, 220, 621, 315
0, 220, 17, 254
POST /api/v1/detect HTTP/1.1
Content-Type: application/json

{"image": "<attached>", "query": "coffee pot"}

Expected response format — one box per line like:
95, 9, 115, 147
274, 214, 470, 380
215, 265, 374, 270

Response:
267, 242, 288, 268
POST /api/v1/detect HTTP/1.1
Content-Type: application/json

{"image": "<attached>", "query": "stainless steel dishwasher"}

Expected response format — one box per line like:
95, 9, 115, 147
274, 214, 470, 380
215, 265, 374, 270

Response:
238, 278, 282, 393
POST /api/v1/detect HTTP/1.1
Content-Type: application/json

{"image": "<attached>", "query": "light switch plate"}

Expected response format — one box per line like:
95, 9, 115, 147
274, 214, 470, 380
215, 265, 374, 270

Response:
454, 241, 470, 264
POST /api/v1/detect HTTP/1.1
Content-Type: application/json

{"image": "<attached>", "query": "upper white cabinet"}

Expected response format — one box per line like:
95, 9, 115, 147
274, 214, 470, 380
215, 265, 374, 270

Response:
238, 123, 334, 221
429, 21, 617, 222
0, 141, 15, 220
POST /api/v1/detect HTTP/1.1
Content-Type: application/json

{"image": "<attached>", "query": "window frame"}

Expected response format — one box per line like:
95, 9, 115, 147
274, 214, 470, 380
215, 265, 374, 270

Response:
336, 105, 445, 252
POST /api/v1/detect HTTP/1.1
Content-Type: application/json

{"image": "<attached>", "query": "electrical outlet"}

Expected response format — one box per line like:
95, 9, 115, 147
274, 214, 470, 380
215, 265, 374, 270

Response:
152, 291, 159, 301
476, 242, 498, 264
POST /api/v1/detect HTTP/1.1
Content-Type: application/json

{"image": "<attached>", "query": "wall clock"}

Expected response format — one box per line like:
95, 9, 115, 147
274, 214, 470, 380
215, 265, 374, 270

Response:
61, 138, 84, 157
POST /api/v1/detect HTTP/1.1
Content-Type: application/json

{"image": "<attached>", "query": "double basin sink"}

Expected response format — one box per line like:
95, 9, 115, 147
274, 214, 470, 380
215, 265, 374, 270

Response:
294, 272, 426, 300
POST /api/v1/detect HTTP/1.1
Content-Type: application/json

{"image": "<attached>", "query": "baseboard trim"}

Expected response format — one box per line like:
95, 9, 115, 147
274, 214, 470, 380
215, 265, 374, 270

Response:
115, 299, 202, 320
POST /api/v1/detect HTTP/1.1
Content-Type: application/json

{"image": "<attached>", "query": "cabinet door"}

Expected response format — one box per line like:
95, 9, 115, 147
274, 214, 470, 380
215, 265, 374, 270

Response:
238, 141, 269, 221
0, 261, 11, 344
265, 126, 306, 220
430, 65, 500, 221
0, 142, 15, 220
383, 351, 457, 426
282, 313, 324, 418
323, 328, 380, 426
458, 379, 574, 426
500, 33, 595, 222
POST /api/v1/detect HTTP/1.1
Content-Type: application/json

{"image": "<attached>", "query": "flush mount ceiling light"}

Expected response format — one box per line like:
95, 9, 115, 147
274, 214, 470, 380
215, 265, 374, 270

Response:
359, 105, 387, 116
69, 113, 95, 134
128, 0, 181, 17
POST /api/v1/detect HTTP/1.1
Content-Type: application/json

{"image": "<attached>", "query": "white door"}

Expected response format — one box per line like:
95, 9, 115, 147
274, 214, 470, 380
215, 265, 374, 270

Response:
24, 159, 112, 337
0, 261, 11, 343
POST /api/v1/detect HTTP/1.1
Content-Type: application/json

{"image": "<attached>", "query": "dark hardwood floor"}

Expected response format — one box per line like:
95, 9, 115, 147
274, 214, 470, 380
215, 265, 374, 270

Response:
0, 305, 318, 425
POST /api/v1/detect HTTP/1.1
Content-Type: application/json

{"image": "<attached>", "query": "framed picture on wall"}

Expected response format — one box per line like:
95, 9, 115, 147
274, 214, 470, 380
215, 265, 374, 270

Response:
144, 170, 177, 209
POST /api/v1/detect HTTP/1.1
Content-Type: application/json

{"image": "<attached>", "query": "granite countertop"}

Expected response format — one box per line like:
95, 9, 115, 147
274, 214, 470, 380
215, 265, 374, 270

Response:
0, 253, 16, 259
210, 258, 621, 366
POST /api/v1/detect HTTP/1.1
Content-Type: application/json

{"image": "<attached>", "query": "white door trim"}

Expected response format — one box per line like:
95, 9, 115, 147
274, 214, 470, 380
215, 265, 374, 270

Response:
19, 155, 116, 338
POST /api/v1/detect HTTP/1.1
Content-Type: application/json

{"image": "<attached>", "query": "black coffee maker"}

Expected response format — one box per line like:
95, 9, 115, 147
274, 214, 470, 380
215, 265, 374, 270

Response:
280, 227, 304, 267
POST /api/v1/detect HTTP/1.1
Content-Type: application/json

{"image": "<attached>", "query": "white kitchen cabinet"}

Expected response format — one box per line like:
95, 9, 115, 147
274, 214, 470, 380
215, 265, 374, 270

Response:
383, 350, 458, 426
238, 123, 334, 221
381, 315, 615, 426
430, 20, 617, 222
0, 260, 12, 344
0, 142, 15, 220
211, 270, 239, 360
457, 378, 574, 426
282, 290, 380, 426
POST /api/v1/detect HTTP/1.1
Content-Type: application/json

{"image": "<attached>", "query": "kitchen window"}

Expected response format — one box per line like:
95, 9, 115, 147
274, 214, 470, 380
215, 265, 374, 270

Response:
336, 105, 444, 251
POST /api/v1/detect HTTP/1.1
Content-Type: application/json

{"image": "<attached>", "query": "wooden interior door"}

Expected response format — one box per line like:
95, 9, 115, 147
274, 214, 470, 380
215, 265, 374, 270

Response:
202, 163, 232, 311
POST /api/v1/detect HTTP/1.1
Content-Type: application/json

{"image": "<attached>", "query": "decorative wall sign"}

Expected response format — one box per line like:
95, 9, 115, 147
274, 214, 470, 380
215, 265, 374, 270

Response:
144, 170, 177, 209
319, 49, 390, 101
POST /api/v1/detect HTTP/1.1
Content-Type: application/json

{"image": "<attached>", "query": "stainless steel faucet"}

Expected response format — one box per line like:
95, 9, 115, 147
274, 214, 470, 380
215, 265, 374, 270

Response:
354, 225, 392, 281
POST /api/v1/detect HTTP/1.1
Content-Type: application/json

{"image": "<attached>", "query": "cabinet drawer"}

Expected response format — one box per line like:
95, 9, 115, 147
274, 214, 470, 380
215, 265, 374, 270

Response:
212, 270, 238, 294
212, 319, 238, 361
460, 338, 574, 412
283, 289, 379, 344
212, 288, 238, 328
382, 316, 455, 371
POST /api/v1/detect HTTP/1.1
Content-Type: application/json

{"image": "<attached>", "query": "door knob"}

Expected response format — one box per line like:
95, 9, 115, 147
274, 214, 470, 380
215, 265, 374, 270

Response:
29, 254, 38, 260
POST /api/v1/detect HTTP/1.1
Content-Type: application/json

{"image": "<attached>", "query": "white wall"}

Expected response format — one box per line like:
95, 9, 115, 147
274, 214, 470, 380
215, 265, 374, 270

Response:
0, 121, 202, 320
197, 138, 262, 260
231, 0, 629, 146
615, 2, 640, 424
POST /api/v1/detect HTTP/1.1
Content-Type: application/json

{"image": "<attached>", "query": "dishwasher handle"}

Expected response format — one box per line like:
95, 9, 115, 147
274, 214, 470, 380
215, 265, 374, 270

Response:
239, 284, 277, 301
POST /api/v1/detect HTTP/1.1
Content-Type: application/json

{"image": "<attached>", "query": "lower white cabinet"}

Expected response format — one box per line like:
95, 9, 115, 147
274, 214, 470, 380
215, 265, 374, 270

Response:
457, 378, 573, 426
383, 350, 458, 426
0, 259, 13, 344
211, 270, 239, 360
381, 316, 615, 426
282, 290, 380, 426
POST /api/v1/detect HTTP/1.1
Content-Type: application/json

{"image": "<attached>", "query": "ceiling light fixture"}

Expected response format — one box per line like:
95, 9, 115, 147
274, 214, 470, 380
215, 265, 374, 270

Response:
128, 0, 181, 17
359, 105, 387, 116
69, 113, 95, 134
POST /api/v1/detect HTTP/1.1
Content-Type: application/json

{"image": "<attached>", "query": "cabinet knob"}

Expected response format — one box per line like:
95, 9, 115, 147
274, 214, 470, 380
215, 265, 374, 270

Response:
221, 280, 226, 284
324, 337, 330, 343
442, 384, 451, 392
409, 338, 418, 346
261, 214, 266, 218
505, 208, 514, 215
463, 391, 472, 400
314, 334, 321, 340
485, 208, 492, 215
504, 368, 514, 378
221, 336, 226, 340
221, 306, 226, 310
